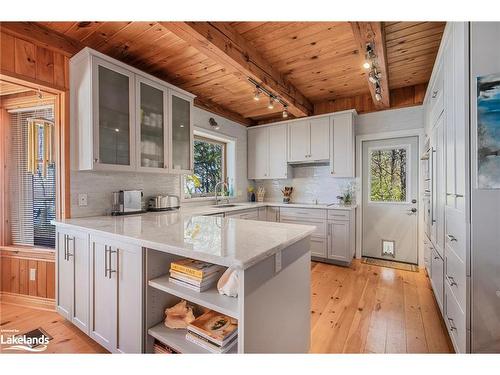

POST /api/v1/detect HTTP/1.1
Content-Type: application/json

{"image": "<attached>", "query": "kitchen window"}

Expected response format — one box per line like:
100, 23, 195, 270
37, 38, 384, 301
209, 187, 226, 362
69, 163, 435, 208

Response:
184, 134, 228, 198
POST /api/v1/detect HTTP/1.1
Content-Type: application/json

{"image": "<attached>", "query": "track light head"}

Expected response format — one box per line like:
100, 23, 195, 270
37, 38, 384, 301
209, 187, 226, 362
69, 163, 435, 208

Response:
363, 61, 371, 69
282, 106, 288, 118
253, 88, 261, 101
375, 93, 382, 102
268, 97, 275, 110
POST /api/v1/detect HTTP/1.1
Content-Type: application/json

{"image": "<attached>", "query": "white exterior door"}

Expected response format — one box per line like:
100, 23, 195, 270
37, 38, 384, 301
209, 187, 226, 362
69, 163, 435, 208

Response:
362, 136, 419, 264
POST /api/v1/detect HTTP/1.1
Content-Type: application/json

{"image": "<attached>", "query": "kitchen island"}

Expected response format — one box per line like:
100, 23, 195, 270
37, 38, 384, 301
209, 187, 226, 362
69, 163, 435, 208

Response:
53, 211, 315, 354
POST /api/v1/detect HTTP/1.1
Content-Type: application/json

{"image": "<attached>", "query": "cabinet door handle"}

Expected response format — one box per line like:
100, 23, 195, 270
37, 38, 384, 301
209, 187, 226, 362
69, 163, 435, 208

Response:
447, 317, 457, 331
104, 245, 109, 278
455, 194, 464, 198
432, 90, 439, 98
108, 248, 117, 278
447, 234, 458, 242
67, 236, 74, 259
63, 234, 67, 261
446, 275, 457, 287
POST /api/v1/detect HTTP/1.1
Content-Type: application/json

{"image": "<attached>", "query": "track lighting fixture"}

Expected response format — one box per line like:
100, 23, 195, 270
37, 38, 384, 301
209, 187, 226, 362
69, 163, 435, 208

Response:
374, 82, 382, 102
253, 88, 261, 101
268, 97, 275, 110
363, 61, 371, 69
375, 93, 382, 102
368, 69, 381, 85
282, 106, 288, 118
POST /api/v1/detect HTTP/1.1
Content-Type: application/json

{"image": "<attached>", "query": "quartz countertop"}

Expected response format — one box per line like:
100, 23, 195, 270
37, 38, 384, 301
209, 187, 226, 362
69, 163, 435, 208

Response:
53, 211, 315, 269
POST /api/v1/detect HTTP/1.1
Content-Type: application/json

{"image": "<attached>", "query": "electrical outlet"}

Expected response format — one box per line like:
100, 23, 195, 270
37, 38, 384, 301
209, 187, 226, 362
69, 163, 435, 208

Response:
275, 251, 282, 273
29, 268, 36, 281
78, 193, 88, 207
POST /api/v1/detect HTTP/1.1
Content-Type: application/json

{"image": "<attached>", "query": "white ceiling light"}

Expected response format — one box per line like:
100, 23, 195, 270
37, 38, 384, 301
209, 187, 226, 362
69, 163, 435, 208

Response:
268, 97, 275, 110
253, 88, 261, 101
282, 106, 288, 118
363, 61, 371, 69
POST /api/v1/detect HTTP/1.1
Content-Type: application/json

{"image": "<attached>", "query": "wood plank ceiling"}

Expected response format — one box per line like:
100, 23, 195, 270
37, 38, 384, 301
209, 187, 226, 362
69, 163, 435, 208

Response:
15, 21, 445, 125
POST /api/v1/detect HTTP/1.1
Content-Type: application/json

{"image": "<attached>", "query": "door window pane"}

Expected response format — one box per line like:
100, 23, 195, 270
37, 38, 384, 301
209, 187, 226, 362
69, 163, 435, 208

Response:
369, 147, 408, 202
140, 82, 164, 168
98, 65, 130, 165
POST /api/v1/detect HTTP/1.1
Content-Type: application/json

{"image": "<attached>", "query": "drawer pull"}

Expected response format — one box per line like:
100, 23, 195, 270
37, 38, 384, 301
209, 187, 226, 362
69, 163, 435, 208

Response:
447, 234, 458, 242
447, 317, 457, 331
446, 275, 457, 287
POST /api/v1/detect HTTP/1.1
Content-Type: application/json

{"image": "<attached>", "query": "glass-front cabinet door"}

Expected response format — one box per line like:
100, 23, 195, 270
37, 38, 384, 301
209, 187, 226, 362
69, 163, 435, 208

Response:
169, 91, 193, 173
93, 57, 135, 170
136, 76, 168, 172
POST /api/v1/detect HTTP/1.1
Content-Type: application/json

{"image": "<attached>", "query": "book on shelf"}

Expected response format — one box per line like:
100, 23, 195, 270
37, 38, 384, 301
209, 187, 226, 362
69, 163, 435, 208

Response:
169, 269, 222, 286
170, 259, 224, 279
185, 331, 237, 354
168, 277, 214, 292
153, 340, 179, 354
187, 310, 238, 347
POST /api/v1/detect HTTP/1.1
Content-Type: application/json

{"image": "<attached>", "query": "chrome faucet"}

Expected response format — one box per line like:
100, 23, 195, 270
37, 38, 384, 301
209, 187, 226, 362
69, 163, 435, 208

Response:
214, 181, 229, 205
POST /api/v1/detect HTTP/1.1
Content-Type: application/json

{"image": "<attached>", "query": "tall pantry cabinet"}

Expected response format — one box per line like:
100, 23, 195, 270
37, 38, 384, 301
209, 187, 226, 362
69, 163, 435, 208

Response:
424, 22, 470, 353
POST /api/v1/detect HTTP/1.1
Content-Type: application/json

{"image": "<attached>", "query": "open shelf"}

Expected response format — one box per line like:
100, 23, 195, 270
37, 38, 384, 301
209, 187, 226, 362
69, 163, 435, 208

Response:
148, 323, 237, 354
148, 275, 239, 319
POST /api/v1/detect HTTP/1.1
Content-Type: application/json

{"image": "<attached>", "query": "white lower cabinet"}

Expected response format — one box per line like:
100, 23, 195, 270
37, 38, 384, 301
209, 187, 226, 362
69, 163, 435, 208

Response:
430, 247, 444, 313
266, 206, 280, 222
327, 220, 353, 264
89, 234, 143, 353
56, 228, 90, 334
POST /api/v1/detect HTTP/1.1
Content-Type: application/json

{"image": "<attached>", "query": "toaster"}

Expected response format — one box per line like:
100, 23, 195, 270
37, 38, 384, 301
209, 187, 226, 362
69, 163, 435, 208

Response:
111, 190, 145, 216
148, 195, 180, 211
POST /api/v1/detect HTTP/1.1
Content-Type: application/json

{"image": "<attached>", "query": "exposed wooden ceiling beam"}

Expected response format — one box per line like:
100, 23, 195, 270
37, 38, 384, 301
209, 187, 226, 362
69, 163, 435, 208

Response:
350, 22, 390, 108
160, 22, 313, 118
0, 22, 83, 56
194, 97, 255, 126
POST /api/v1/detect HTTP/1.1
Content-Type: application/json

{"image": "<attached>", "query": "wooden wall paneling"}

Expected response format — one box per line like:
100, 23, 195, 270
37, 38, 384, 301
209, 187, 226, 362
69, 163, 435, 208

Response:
19, 258, 28, 294
0, 32, 15, 72
10, 257, 19, 294
35, 46, 55, 84
46, 261, 55, 299
14, 38, 36, 78
37, 260, 47, 298
53, 52, 66, 87
1, 256, 11, 292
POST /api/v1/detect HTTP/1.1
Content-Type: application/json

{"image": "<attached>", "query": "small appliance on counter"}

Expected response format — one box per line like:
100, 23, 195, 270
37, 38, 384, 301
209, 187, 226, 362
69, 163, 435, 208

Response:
148, 194, 180, 211
111, 190, 146, 216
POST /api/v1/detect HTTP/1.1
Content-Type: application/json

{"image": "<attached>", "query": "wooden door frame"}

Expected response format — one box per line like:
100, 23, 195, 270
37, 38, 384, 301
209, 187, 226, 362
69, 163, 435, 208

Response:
0, 73, 70, 248
355, 128, 425, 265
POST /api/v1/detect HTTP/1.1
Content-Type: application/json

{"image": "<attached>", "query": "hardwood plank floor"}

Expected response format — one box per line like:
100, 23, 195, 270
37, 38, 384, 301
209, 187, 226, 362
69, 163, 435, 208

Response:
0, 303, 107, 353
0, 259, 453, 354
310, 260, 454, 353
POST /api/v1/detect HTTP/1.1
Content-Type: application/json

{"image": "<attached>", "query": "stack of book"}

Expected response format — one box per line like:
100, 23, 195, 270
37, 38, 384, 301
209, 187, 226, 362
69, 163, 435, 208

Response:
169, 259, 224, 292
186, 310, 238, 353
153, 340, 179, 354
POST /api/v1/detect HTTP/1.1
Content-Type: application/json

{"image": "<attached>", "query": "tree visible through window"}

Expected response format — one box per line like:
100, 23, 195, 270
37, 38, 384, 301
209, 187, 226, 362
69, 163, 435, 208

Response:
184, 136, 226, 197
370, 147, 407, 202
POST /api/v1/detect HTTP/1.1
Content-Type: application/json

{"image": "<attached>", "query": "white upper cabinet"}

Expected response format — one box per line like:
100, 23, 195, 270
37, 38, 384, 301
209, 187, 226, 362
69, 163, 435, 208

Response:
309, 117, 330, 161
288, 120, 310, 162
93, 57, 136, 171
70, 47, 195, 173
248, 124, 288, 179
136, 76, 168, 172
330, 112, 355, 177
169, 91, 193, 174
288, 118, 330, 163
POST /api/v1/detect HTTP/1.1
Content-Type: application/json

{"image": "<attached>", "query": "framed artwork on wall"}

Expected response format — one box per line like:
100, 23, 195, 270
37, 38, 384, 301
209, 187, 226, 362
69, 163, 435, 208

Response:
477, 73, 500, 189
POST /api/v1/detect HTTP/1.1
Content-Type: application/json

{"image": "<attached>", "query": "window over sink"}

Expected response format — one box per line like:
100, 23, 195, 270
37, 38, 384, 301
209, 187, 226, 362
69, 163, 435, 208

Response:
183, 129, 235, 200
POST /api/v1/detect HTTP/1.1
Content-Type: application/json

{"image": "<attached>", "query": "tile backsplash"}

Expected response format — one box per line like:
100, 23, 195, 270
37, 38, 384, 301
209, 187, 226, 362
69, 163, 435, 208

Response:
70, 170, 180, 217
254, 165, 356, 204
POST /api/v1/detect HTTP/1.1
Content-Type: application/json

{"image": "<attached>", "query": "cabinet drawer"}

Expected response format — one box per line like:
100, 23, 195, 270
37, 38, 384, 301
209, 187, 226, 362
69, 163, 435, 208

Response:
445, 207, 466, 262
280, 207, 327, 220
445, 282, 467, 353
280, 218, 326, 237
445, 246, 467, 311
327, 210, 351, 221
430, 248, 444, 313
310, 236, 327, 258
